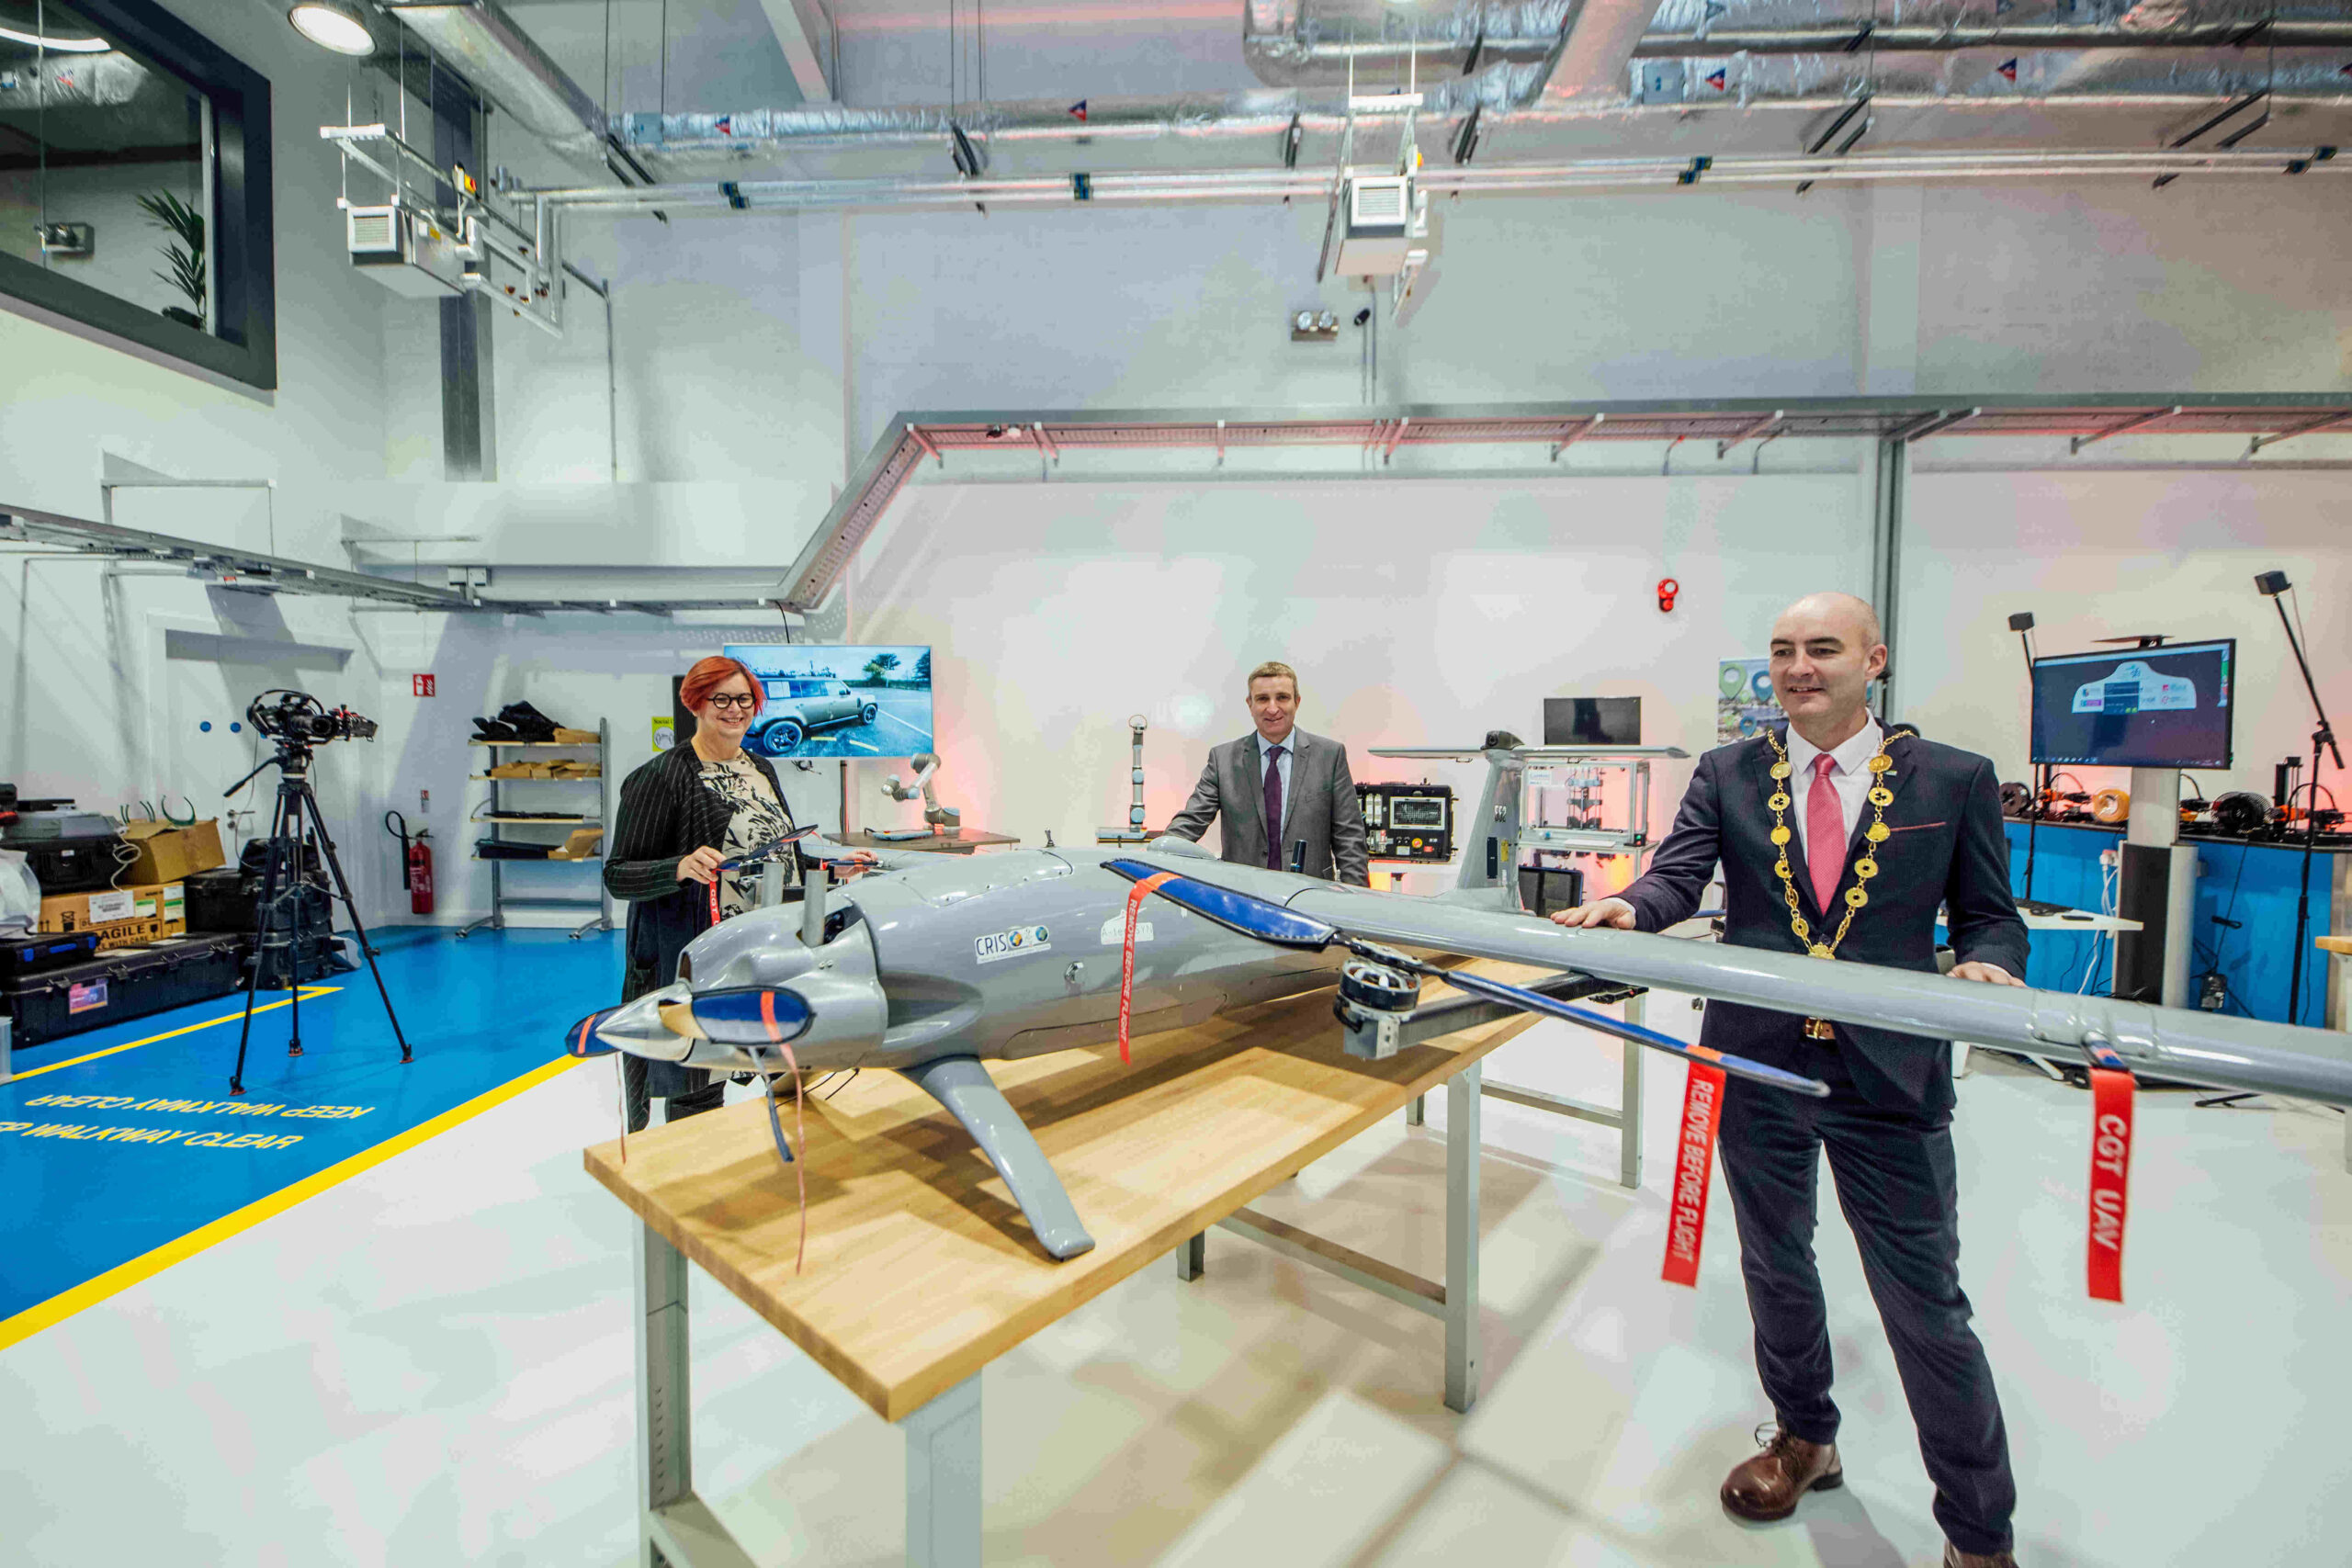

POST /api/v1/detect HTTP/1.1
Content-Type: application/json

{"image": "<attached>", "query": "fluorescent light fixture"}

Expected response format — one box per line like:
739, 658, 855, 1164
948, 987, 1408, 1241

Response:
0, 24, 113, 52
289, 1, 376, 55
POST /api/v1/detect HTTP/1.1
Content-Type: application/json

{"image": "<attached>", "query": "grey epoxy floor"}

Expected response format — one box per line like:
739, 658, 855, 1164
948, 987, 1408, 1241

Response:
3, 1010, 2346, 1567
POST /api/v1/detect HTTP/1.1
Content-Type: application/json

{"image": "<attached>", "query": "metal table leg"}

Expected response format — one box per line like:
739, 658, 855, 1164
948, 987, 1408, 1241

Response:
1444, 1059, 1482, 1414
1618, 994, 1645, 1190
1405, 1093, 1425, 1127
1175, 1231, 1205, 1281
901, 1373, 983, 1568
635, 1222, 757, 1568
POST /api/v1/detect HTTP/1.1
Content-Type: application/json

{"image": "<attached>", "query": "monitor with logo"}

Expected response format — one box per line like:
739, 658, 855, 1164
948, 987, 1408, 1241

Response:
2030, 639, 2234, 768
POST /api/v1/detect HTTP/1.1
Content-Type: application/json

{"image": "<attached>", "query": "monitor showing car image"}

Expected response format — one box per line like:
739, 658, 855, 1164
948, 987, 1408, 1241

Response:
721, 644, 934, 760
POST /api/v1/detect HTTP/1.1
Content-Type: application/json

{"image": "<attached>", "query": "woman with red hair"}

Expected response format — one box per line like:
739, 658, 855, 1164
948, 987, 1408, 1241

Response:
603, 656, 809, 1129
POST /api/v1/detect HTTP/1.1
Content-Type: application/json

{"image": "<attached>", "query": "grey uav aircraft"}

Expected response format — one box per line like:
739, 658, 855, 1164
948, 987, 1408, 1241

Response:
568, 739, 2352, 1262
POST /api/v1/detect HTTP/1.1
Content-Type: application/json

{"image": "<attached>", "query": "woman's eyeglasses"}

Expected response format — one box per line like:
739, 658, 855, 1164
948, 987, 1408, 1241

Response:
704, 694, 757, 712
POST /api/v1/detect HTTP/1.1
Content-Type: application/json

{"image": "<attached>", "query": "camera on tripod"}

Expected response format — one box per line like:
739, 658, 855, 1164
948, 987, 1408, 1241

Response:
221, 687, 410, 1094
248, 689, 379, 748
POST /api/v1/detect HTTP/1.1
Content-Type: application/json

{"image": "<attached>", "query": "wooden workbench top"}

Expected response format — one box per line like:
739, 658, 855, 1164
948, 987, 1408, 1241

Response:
582, 961, 1550, 1422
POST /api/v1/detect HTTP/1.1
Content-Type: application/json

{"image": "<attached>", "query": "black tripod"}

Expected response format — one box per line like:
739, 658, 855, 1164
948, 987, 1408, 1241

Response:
2202, 571, 2338, 1109
224, 740, 413, 1096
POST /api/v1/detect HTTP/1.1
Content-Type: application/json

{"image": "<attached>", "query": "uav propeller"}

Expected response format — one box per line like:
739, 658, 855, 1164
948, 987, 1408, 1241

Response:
1102, 859, 1830, 1099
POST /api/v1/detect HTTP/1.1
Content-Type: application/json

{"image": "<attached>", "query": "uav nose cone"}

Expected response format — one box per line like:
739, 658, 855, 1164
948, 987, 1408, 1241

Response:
587, 986, 697, 1061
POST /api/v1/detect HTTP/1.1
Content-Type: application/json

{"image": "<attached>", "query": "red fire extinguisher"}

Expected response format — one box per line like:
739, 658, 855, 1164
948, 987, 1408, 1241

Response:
385, 811, 435, 916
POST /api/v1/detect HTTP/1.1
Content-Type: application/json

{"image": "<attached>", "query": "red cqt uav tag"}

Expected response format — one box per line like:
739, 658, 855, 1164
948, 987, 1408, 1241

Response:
2086, 1043, 2134, 1303
413, 674, 435, 697
1661, 1054, 1727, 1287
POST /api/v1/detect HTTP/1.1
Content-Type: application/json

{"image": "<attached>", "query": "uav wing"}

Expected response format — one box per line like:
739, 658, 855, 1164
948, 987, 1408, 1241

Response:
1109, 850, 2352, 1108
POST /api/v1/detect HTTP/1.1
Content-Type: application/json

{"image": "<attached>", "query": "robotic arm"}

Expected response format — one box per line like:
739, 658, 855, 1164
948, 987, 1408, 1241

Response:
881, 752, 961, 831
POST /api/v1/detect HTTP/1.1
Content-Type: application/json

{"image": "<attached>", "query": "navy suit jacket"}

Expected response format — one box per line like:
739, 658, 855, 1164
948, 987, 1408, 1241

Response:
1619, 724, 2030, 1112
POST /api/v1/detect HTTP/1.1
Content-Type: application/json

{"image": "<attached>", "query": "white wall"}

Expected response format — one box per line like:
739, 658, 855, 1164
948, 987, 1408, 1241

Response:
844, 473, 1877, 874
1898, 468, 2351, 806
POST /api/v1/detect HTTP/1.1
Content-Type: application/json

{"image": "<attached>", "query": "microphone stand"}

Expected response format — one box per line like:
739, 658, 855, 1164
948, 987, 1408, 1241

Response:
2270, 592, 2340, 1031
2016, 625, 2044, 907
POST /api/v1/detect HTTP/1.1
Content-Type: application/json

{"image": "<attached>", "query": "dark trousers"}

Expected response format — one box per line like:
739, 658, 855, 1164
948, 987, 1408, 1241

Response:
622, 1055, 726, 1134
1718, 1039, 2017, 1555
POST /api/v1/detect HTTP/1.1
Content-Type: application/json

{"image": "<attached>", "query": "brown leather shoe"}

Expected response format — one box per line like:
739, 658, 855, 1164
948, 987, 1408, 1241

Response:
1720, 1424, 1843, 1522
1944, 1546, 2018, 1568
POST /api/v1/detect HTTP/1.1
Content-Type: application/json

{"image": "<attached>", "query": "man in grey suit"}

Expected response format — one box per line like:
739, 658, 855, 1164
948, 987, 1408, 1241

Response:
1165, 661, 1371, 886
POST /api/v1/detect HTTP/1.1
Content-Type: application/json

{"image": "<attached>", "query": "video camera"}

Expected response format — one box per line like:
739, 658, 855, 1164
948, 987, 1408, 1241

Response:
247, 689, 379, 747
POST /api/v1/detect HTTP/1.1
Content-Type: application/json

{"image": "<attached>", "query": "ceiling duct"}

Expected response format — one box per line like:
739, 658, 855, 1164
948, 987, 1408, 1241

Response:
383, 0, 606, 167
1627, 46, 2352, 110
1639, 0, 2352, 53
1240, 0, 1577, 84
0, 49, 150, 110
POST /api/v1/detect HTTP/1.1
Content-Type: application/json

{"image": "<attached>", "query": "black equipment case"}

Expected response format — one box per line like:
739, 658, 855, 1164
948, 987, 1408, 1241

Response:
0, 931, 251, 1048
0, 929, 104, 979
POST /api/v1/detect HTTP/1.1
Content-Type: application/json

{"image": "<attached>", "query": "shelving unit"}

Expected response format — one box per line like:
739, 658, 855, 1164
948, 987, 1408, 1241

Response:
459, 719, 613, 941
1502, 746, 1686, 1190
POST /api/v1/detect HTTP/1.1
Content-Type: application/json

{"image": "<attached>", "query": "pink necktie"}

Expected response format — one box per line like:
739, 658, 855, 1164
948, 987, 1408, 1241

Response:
1807, 753, 1844, 913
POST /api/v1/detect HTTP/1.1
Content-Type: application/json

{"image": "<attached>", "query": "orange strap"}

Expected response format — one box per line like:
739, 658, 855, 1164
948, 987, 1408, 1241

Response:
1116, 874, 1178, 1065
1661, 1051, 1728, 1288
760, 989, 808, 1275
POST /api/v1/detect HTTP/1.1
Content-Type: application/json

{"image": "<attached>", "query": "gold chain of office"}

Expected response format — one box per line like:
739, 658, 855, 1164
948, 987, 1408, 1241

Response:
1762, 728, 1897, 962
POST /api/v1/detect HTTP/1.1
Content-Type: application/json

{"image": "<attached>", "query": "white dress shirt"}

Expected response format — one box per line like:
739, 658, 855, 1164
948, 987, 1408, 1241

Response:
1783, 718, 1882, 865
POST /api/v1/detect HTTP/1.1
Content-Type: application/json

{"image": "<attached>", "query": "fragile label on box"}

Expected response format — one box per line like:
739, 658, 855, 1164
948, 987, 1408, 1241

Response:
68, 979, 107, 1014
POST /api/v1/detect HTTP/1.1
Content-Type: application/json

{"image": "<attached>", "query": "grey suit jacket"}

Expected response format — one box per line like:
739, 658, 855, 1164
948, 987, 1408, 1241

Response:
1165, 728, 1370, 885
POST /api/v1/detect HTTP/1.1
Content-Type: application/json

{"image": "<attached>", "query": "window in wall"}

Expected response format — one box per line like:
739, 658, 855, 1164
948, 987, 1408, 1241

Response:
0, 0, 275, 389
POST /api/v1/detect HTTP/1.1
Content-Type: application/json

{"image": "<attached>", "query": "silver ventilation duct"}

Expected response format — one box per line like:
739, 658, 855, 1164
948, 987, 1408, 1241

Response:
1626, 47, 2352, 109
384, 0, 606, 166
0, 50, 150, 110
1240, 0, 1577, 82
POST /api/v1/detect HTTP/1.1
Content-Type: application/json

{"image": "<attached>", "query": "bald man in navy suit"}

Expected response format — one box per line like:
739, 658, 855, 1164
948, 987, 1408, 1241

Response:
1555, 592, 2030, 1568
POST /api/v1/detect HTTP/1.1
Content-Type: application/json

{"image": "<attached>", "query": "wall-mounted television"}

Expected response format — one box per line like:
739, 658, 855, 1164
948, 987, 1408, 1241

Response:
718, 644, 934, 760
2030, 639, 2234, 769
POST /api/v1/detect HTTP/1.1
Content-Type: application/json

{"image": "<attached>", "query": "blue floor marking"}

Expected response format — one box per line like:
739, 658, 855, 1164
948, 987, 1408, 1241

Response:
0, 928, 624, 1322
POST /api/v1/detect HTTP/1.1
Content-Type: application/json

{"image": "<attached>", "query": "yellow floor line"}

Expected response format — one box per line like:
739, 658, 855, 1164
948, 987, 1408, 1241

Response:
0, 1055, 579, 1354
4, 987, 345, 1085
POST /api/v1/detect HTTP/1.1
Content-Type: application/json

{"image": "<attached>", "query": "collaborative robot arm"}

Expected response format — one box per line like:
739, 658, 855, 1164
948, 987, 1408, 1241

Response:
880, 752, 960, 830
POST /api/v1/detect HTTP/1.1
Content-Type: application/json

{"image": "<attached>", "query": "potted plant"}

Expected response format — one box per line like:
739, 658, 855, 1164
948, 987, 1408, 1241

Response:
136, 189, 205, 330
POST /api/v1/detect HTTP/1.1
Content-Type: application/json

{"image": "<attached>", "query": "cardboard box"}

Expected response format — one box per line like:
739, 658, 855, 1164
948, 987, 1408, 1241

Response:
40, 886, 138, 932
126, 882, 186, 923
119, 820, 226, 886
91, 915, 176, 951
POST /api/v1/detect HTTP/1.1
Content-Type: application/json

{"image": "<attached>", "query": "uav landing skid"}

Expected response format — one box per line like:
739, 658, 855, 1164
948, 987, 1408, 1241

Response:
901, 1056, 1098, 1260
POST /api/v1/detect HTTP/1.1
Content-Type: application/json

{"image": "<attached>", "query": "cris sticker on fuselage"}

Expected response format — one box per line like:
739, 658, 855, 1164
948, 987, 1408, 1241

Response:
975, 925, 1052, 964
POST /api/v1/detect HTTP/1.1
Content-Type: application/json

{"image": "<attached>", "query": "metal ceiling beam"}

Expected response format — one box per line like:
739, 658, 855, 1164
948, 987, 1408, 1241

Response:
753, 0, 836, 103
0, 502, 476, 610
765, 394, 2352, 615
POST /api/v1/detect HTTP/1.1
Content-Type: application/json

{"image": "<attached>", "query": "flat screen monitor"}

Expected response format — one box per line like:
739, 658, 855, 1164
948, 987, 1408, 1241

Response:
720, 643, 934, 760
2030, 639, 2234, 768
1544, 696, 1642, 747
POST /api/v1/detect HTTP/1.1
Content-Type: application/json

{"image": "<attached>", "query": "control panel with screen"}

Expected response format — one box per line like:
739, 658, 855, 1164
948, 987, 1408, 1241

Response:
1358, 783, 1454, 862
2030, 638, 2235, 768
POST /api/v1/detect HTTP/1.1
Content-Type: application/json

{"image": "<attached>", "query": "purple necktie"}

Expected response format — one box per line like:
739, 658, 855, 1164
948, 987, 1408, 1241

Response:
1807, 752, 1844, 913
1263, 744, 1286, 870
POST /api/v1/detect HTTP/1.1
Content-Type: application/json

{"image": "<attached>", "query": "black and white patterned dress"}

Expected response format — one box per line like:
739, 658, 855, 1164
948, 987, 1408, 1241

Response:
698, 753, 798, 917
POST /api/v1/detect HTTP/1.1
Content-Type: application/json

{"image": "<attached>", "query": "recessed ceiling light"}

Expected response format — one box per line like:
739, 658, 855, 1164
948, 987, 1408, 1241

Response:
0, 24, 113, 52
288, 1, 375, 56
